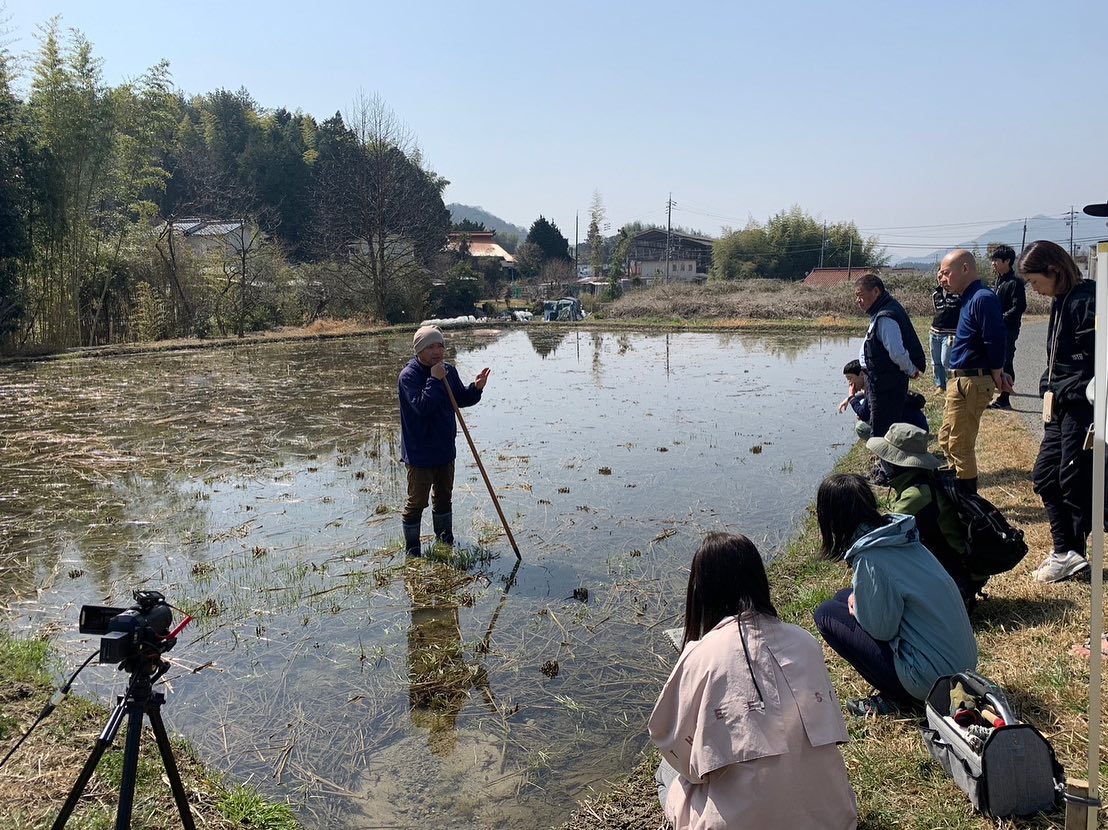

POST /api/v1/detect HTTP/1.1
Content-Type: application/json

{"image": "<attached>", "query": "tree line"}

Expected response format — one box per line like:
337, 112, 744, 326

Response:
0, 20, 456, 350
0, 21, 889, 352
710, 206, 886, 281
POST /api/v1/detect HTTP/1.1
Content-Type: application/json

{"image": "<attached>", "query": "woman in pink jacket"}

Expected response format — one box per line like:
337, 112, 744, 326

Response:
649, 533, 857, 829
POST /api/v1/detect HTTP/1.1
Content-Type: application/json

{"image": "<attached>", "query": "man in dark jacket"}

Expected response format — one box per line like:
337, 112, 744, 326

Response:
937, 249, 1011, 494
854, 274, 927, 440
398, 325, 490, 556
989, 244, 1026, 409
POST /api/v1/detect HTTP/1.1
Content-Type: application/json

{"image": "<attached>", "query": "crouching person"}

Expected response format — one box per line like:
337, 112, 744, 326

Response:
866, 423, 983, 607
812, 474, 977, 716
398, 325, 490, 555
649, 533, 857, 830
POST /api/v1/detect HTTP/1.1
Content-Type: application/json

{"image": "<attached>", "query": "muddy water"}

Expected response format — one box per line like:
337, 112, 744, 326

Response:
0, 328, 860, 829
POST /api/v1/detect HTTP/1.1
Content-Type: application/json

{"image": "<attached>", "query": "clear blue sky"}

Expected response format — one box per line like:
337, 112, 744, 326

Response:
4, 0, 1107, 256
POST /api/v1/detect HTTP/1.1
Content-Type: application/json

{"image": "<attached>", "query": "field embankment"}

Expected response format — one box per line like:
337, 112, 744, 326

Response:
559, 339, 1097, 830
597, 276, 1050, 325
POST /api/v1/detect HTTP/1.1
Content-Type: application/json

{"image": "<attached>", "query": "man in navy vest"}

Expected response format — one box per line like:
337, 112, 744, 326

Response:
854, 274, 927, 441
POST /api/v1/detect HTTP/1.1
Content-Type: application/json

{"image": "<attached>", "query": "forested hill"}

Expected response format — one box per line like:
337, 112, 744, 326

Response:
0, 21, 459, 350
447, 205, 527, 242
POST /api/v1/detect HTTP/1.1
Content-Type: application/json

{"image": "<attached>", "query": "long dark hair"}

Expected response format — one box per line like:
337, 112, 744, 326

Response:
1018, 240, 1082, 294
816, 473, 888, 559
682, 533, 776, 649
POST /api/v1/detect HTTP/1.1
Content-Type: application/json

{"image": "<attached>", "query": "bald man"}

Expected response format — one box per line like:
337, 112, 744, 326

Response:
935, 249, 1012, 494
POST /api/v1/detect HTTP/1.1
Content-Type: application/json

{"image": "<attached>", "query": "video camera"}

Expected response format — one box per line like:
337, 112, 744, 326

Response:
79, 590, 176, 667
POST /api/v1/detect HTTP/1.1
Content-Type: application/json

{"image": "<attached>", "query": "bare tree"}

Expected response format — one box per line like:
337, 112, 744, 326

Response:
312, 92, 449, 322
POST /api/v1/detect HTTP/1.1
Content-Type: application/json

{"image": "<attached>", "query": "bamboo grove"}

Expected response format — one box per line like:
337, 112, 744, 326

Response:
0, 20, 454, 351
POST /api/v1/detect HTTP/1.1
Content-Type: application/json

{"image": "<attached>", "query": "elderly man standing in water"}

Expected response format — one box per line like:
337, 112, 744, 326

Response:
398, 325, 490, 556
937, 249, 1011, 494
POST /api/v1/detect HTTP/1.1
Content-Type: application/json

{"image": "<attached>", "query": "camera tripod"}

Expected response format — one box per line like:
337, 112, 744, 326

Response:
52, 659, 195, 830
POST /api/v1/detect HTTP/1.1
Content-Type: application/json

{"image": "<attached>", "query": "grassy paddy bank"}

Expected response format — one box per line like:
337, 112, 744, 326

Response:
559, 372, 1103, 830
0, 634, 299, 830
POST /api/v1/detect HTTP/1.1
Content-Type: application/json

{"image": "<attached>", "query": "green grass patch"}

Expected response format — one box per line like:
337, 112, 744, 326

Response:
218, 785, 299, 830
0, 634, 51, 686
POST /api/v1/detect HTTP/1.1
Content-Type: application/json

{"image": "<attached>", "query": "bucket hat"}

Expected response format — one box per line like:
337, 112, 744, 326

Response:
865, 423, 941, 470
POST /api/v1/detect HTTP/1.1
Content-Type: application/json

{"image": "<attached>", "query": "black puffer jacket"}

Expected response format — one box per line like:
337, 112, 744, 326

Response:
1040, 280, 1096, 407
995, 273, 1027, 331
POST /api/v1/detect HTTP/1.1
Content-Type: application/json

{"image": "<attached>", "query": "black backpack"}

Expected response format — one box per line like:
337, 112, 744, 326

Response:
931, 470, 1028, 577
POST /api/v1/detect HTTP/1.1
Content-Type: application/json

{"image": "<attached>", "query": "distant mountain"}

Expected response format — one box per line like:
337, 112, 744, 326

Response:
447, 204, 528, 242
893, 213, 1108, 266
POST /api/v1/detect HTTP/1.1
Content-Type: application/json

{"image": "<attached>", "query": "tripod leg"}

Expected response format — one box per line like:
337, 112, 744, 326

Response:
114, 703, 145, 830
147, 707, 197, 830
51, 696, 129, 830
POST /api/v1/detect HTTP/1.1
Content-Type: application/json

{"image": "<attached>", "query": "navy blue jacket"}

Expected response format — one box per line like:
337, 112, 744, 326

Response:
949, 281, 1006, 371
398, 357, 482, 467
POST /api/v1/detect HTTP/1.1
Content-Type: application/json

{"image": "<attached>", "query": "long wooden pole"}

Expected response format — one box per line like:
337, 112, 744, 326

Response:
1082, 236, 1107, 829
441, 374, 521, 560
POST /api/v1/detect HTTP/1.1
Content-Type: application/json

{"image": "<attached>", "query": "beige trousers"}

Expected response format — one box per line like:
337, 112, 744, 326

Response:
937, 375, 995, 479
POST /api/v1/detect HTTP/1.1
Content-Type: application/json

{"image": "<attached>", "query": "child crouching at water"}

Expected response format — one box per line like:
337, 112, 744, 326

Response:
649, 533, 857, 829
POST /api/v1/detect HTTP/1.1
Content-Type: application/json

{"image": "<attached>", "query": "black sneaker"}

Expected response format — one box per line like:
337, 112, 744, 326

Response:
987, 399, 1012, 410
846, 695, 900, 717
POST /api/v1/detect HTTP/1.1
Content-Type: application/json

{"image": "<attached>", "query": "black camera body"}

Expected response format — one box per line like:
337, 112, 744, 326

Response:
79, 590, 175, 667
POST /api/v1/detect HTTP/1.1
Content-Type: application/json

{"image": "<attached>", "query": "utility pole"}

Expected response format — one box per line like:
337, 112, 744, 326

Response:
1020, 218, 1027, 255
846, 236, 853, 280
819, 221, 827, 268
1068, 206, 1076, 257
574, 212, 579, 277
665, 193, 674, 283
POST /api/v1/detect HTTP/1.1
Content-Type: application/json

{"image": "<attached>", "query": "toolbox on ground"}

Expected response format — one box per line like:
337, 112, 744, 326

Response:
920, 670, 1064, 818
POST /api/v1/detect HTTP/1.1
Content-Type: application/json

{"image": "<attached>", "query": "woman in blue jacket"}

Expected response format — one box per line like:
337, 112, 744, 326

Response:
812, 473, 978, 716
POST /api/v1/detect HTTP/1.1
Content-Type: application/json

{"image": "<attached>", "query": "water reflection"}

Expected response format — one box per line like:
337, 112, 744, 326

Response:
524, 329, 568, 359
405, 562, 491, 756
0, 328, 862, 830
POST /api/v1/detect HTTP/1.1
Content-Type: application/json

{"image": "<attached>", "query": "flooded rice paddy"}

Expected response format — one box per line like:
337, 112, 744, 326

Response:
0, 327, 859, 828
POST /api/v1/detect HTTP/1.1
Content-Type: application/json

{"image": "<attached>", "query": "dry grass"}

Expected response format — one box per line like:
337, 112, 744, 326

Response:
0, 636, 298, 830
0, 318, 394, 364
559, 368, 1098, 830
599, 276, 1051, 324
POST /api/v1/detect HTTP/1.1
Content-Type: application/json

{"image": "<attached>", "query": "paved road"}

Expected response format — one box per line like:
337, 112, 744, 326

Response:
1007, 316, 1048, 444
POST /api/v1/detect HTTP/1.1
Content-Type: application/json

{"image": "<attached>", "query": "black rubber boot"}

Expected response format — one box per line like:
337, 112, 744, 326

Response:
955, 477, 978, 496
402, 521, 422, 557
432, 511, 454, 545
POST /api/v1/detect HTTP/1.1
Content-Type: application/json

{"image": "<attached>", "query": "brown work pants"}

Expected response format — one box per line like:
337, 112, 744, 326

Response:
937, 375, 995, 479
402, 463, 454, 524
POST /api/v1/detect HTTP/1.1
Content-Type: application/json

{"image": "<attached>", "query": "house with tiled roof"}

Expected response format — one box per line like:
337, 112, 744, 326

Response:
802, 267, 867, 288
627, 229, 713, 284
165, 217, 259, 258
447, 231, 516, 266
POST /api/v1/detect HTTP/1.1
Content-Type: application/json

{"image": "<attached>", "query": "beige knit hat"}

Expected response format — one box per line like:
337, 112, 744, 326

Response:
412, 325, 445, 355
